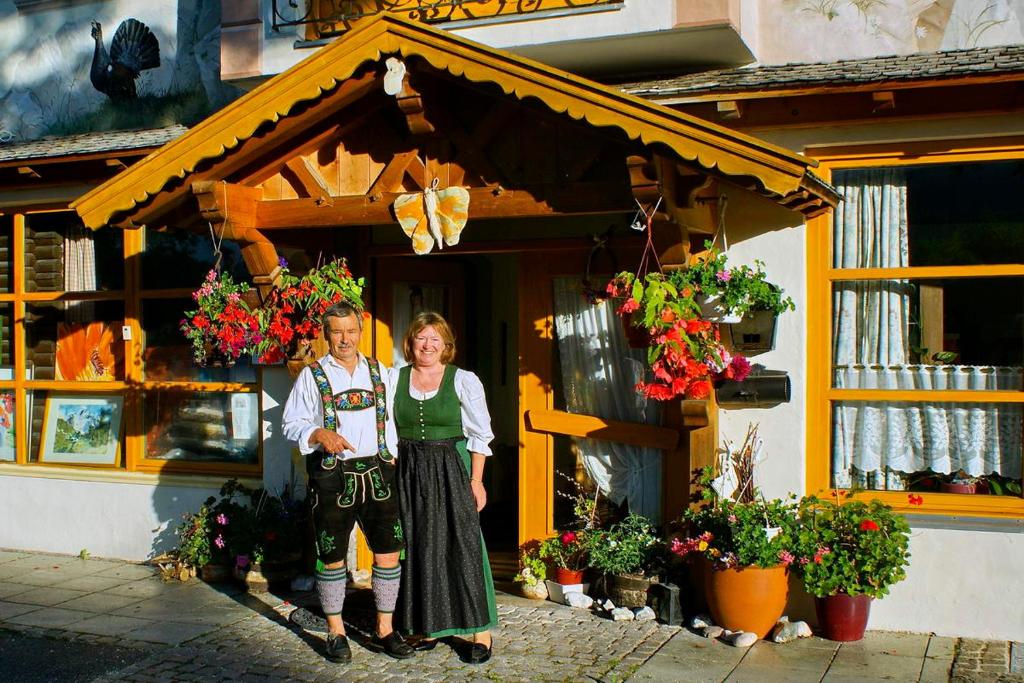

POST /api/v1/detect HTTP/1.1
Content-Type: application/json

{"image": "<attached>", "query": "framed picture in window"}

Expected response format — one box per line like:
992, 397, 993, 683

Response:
40, 394, 124, 466
0, 391, 14, 461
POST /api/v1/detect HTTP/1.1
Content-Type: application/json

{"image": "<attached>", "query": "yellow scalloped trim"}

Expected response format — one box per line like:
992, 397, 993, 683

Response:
73, 14, 817, 230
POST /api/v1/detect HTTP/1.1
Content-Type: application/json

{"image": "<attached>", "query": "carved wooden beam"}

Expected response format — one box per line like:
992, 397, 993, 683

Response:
192, 180, 262, 239
627, 154, 660, 203
366, 151, 425, 201
395, 78, 436, 136
282, 157, 333, 206
256, 182, 634, 228
658, 158, 717, 237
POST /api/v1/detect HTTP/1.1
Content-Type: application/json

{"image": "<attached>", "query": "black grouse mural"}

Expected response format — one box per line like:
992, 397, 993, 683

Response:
90, 18, 161, 101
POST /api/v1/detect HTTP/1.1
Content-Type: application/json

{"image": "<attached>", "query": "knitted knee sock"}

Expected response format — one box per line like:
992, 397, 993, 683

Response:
371, 564, 401, 614
316, 565, 347, 617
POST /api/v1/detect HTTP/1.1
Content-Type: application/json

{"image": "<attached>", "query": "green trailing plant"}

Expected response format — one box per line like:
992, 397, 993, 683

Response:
514, 540, 547, 587
794, 492, 911, 599
540, 531, 590, 572
587, 513, 662, 576
674, 241, 796, 317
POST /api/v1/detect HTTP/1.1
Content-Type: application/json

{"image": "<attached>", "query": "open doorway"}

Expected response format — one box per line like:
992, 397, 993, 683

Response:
372, 253, 520, 560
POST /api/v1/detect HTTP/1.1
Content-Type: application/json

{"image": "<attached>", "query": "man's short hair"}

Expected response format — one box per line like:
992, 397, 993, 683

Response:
321, 301, 362, 332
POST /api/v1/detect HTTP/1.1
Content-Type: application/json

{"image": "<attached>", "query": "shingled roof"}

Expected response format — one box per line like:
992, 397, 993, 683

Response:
0, 125, 187, 164
620, 45, 1024, 99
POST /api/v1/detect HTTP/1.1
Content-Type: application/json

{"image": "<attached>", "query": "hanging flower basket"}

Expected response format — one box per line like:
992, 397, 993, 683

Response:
724, 310, 780, 353
180, 269, 260, 368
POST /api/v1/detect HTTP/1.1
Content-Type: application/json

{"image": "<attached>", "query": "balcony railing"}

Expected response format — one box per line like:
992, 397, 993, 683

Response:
273, 0, 623, 36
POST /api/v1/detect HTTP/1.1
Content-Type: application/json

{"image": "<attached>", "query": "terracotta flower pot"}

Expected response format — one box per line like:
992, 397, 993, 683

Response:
704, 562, 789, 639
815, 594, 872, 641
940, 481, 978, 495
554, 567, 586, 585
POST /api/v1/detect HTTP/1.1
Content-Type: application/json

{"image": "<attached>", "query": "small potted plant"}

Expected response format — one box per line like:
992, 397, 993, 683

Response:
514, 540, 548, 600
604, 271, 752, 401
794, 492, 911, 642
541, 530, 590, 585
671, 425, 799, 639
940, 470, 981, 495
587, 513, 662, 609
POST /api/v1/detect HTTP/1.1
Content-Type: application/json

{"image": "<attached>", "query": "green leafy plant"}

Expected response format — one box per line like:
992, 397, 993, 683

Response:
540, 531, 590, 571
674, 241, 796, 317
671, 424, 798, 569
175, 498, 218, 569
514, 539, 547, 587
794, 492, 911, 599
587, 513, 662, 576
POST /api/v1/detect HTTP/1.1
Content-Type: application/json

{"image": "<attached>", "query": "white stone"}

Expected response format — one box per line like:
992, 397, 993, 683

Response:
724, 631, 758, 648
633, 606, 656, 622
771, 620, 802, 643
690, 613, 712, 629
611, 607, 635, 621
566, 592, 594, 609
703, 625, 724, 639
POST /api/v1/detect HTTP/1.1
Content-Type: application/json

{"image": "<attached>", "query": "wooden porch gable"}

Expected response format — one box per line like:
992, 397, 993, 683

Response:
71, 12, 838, 233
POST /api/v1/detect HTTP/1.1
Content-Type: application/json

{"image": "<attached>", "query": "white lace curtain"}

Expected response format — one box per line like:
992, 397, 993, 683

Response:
552, 278, 662, 521
831, 169, 1022, 488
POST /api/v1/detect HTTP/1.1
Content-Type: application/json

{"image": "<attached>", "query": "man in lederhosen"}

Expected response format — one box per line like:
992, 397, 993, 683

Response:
282, 301, 414, 663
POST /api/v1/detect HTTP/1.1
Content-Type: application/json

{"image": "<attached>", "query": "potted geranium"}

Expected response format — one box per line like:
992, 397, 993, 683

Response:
671, 426, 798, 638
587, 513, 662, 609
180, 269, 261, 367
514, 540, 548, 600
794, 492, 911, 641
540, 530, 590, 586
605, 271, 752, 401
251, 258, 365, 376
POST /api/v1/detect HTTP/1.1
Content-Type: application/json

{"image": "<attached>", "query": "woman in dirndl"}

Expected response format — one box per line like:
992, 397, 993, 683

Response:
394, 311, 497, 664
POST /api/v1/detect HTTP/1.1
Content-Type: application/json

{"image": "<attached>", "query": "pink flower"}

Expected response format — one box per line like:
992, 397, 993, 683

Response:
216, 514, 228, 525
727, 514, 737, 523
716, 270, 732, 283
799, 557, 810, 566
560, 531, 577, 545
214, 535, 225, 549
617, 298, 640, 315
778, 550, 795, 566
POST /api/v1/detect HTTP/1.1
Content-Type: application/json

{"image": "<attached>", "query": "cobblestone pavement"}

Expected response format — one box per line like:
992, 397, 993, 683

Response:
2, 550, 1022, 682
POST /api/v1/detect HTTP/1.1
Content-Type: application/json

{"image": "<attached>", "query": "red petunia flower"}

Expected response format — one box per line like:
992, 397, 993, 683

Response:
859, 519, 880, 532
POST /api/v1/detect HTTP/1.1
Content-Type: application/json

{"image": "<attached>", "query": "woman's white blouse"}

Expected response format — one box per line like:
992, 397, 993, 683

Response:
408, 368, 495, 456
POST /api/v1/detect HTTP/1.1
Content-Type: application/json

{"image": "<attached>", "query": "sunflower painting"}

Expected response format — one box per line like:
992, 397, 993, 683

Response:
55, 322, 123, 382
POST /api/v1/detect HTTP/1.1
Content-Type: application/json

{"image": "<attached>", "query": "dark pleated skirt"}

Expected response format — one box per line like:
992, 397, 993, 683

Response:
396, 437, 498, 638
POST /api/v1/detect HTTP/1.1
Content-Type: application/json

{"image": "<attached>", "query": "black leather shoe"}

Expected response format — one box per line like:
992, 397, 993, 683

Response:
468, 642, 492, 664
412, 638, 438, 652
325, 633, 351, 663
369, 631, 415, 659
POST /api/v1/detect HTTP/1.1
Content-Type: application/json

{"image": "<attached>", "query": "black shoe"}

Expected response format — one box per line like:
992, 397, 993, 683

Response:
325, 633, 351, 663
412, 638, 438, 652
369, 631, 415, 659
468, 642, 492, 664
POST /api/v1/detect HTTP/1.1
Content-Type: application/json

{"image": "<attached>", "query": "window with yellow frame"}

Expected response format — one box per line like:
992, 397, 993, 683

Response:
0, 209, 261, 476
807, 140, 1024, 517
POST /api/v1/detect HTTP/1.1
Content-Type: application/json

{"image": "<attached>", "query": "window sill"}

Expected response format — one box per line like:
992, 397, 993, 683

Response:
831, 488, 1024, 521
0, 463, 261, 489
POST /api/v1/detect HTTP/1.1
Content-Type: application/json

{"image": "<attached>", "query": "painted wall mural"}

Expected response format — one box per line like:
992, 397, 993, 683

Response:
0, 0, 240, 143
763, 0, 1024, 64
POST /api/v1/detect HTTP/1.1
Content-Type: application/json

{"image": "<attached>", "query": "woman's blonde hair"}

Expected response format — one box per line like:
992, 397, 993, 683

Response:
403, 312, 456, 364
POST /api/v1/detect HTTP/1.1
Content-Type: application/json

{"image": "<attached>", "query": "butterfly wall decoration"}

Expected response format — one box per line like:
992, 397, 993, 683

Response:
392, 178, 470, 255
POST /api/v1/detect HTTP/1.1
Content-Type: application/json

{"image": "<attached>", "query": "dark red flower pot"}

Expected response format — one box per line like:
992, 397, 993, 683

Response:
554, 567, 585, 585
940, 482, 977, 495
815, 594, 872, 641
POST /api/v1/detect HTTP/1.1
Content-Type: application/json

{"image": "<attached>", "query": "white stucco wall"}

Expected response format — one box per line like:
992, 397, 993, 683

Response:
0, 472, 227, 560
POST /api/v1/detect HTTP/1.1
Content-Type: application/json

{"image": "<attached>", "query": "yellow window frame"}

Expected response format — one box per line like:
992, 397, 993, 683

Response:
806, 136, 1024, 519
0, 210, 262, 477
